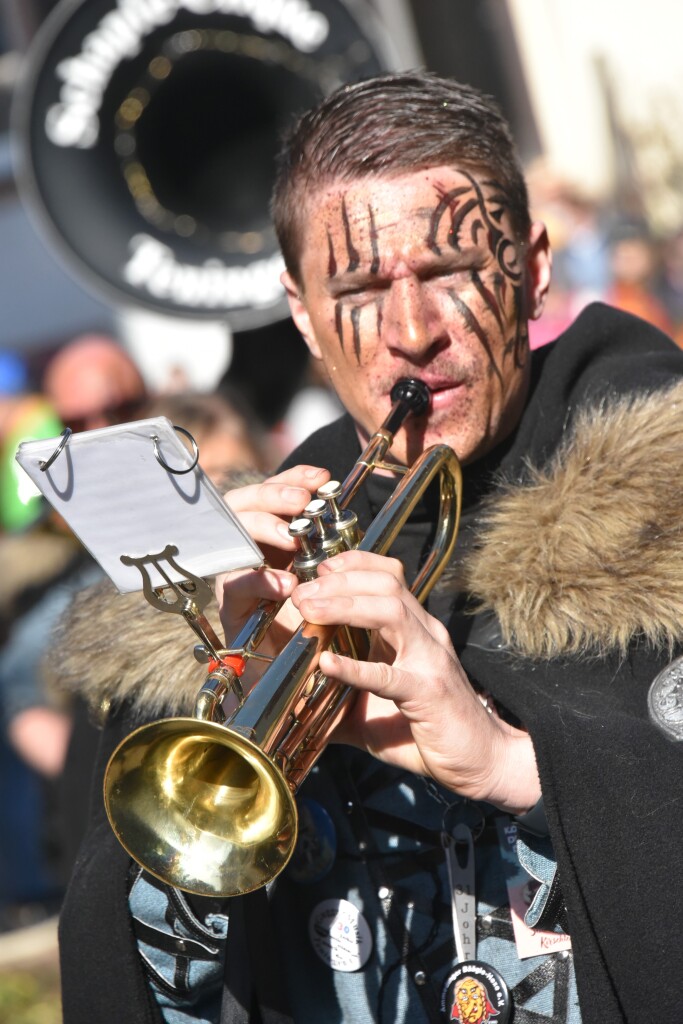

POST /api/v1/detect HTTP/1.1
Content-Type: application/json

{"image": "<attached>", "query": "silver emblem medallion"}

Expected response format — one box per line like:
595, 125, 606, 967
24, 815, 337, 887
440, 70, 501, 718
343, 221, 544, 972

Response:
648, 655, 683, 740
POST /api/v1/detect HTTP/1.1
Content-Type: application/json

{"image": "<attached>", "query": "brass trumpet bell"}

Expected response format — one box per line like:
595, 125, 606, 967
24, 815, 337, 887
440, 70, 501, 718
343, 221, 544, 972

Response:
105, 717, 297, 896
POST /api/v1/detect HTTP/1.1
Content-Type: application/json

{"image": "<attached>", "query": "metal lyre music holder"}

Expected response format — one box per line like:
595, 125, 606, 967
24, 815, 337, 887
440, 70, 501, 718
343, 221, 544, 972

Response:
121, 544, 219, 649
120, 545, 253, 709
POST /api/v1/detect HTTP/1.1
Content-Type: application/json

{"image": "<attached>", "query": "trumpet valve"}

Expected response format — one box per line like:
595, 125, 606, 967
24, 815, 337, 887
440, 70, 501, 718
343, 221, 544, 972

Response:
289, 518, 325, 581
317, 480, 360, 548
304, 498, 345, 557
195, 669, 232, 722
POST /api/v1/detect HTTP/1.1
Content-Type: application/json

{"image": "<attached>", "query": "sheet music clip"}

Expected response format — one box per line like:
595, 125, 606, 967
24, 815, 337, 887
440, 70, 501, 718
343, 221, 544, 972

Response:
39, 423, 200, 475
152, 426, 199, 474
39, 428, 72, 471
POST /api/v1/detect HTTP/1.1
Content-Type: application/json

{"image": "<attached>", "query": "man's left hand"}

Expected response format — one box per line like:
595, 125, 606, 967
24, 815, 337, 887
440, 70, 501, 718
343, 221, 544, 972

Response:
291, 549, 541, 815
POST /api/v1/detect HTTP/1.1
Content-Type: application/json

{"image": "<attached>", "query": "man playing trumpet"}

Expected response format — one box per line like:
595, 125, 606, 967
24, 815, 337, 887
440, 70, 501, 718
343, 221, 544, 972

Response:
59, 72, 683, 1024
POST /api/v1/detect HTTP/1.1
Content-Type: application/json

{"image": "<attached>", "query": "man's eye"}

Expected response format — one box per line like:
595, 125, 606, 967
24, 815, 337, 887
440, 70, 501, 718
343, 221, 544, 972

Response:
430, 267, 475, 283
338, 284, 381, 301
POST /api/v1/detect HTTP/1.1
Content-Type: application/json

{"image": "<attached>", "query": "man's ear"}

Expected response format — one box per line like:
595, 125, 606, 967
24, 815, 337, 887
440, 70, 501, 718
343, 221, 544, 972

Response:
525, 221, 552, 321
281, 271, 322, 359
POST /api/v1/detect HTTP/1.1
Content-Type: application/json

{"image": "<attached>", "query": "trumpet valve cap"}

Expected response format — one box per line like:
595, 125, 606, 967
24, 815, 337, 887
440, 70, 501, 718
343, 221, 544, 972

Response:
304, 498, 327, 517
289, 517, 313, 537
289, 517, 314, 556
317, 480, 342, 501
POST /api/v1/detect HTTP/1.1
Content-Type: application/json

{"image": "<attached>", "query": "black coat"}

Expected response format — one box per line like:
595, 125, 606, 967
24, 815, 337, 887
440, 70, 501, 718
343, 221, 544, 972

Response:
60, 304, 683, 1023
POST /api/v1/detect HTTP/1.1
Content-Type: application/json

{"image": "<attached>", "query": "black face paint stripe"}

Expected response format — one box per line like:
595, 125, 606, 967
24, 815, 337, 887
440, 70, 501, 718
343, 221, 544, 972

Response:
341, 197, 360, 271
350, 306, 362, 363
472, 270, 504, 332
426, 185, 471, 254
448, 289, 503, 384
368, 205, 380, 275
497, 238, 523, 282
446, 197, 479, 251
492, 271, 507, 312
327, 229, 337, 278
481, 182, 510, 202
511, 284, 528, 368
335, 300, 344, 349
458, 171, 522, 284
376, 298, 384, 339
471, 218, 485, 245
502, 284, 527, 369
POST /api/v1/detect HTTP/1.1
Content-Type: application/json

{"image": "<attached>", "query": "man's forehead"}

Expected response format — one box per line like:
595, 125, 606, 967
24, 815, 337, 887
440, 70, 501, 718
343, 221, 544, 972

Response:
316, 166, 494, 202
296, 169, 515, 278
303, 168, 508, 238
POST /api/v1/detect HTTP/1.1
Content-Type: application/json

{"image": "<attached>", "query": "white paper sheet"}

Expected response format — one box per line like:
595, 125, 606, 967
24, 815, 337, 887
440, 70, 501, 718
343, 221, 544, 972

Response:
16, 417, 263, 593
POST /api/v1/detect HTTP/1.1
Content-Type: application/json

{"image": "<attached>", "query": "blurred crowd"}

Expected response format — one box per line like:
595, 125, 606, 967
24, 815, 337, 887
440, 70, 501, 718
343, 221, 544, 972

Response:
0, 321, 342, 956
1, 172, 683, 956
527, 162, 683, 349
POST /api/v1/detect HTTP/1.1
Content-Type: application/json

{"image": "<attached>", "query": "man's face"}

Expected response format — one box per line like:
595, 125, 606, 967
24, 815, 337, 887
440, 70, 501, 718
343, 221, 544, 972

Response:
284, 166, 550, 465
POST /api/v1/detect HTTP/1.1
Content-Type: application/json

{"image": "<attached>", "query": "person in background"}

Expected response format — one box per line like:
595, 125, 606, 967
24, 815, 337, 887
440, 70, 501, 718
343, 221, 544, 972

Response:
57, 72, 683, 1024
143, 388, 276, 484
0, 374, 73, 940
0, 334, 149, 935
606, 221, 673, 336
2, 334, 149, 783
524, 165, 610, 349
656, 227, 683, 338
42, 332, 148, 433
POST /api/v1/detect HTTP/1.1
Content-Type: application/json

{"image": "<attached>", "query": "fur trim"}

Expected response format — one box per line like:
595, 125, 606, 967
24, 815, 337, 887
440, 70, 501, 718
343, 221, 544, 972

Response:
464, 381, 683, 658
49, 578, 207, 718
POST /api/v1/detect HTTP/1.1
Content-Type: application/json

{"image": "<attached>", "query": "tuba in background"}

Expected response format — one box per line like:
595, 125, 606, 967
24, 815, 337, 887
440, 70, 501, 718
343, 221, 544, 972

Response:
12, 0, 395, 330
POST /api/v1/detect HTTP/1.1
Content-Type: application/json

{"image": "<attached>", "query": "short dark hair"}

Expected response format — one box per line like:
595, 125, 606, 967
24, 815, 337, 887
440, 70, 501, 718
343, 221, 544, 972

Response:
272, 71, 531, 283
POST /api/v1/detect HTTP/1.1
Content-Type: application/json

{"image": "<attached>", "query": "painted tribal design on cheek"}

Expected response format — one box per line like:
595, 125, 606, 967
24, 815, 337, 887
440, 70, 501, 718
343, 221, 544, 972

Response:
429, 172, 527, 373
328, 198, 382, 365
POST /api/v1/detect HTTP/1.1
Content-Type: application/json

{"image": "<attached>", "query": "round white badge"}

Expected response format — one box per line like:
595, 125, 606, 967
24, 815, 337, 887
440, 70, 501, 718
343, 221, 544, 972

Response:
308, 898, 373, 972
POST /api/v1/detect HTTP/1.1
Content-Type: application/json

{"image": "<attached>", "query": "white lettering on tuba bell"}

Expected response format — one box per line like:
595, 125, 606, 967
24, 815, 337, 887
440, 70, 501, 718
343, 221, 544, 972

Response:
122, 233, 285, 310
44, 0, 330, 149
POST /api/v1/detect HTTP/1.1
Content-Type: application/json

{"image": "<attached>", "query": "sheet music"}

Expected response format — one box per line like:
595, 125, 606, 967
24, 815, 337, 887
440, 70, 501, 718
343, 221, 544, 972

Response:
15, 417, 263, 593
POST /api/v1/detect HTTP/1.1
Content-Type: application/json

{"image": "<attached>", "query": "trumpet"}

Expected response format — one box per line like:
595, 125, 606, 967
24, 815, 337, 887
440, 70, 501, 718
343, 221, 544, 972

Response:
103, 378, 462, 898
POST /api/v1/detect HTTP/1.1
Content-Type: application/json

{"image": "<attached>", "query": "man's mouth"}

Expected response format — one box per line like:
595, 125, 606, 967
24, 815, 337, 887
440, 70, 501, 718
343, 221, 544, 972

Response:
421, 378, 467, 411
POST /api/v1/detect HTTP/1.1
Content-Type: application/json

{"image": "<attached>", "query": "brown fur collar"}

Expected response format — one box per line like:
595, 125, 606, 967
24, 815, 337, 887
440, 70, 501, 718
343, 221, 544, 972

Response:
465, 380, 683, 658
49, 578, 207, 719
51, 382, 683, 714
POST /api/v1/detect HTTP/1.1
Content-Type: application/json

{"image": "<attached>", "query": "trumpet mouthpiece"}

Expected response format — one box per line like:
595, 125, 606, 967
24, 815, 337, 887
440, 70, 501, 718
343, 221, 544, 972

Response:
390, 378, 430, 416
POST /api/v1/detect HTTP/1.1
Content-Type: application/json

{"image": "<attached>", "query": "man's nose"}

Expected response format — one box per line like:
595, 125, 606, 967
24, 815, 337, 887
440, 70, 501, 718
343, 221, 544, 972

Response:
384, 276, 438, 356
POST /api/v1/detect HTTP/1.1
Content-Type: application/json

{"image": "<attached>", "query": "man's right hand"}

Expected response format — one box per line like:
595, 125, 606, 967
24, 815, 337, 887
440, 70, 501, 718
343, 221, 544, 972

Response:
216, 465, 330, 647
